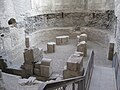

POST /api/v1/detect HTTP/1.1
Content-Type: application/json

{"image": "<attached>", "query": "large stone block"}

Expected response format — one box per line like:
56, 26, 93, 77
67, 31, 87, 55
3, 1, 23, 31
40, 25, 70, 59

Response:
23, 49, 34, 63
63, 68, 84, 79
23, 48, 43, 63
40, 65, 52, 77
23, 63, 34, 75
35, 61, 41, 69
47, 42, 56, 53
24, 63, 34, 69
34, 68, 41, 76
67, 55, 83, 71
32, 47, 43, 62
41, 58, 52, 66
77, 41, 87, 57
56, 35, 69, 45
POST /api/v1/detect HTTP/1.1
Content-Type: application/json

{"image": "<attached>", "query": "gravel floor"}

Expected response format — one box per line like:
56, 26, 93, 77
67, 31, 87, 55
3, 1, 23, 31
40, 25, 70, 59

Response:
7, 38, 112, 74
2, 38, 113, 90
36, 39, 112, 76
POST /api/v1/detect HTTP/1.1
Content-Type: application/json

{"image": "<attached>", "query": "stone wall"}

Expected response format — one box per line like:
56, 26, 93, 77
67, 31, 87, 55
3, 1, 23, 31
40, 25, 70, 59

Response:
0, 0, 115, 27
115, 0, 120, 58
0, 27, 25, 63
27, 27, 110, 48
25, 10, 115, 33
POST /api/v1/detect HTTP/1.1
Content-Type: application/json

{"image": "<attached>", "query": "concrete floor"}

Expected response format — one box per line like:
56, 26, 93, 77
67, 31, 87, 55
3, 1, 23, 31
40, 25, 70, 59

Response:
89, 66, 117, 90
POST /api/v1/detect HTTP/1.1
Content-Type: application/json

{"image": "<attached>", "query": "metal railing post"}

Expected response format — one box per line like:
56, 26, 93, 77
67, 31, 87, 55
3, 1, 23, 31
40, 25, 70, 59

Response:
72, 83, 75, 90
78, 80, 85, 90
63, 85, 67, 90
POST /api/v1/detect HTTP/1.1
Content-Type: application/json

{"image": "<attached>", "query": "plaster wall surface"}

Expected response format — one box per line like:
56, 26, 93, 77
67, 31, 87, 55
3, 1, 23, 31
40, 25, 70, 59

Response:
115, 0, 120, 58
0, 0, 115, 27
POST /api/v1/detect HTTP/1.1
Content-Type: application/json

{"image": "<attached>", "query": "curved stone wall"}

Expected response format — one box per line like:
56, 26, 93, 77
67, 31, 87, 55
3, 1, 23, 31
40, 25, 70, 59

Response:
28, 27, 110, 47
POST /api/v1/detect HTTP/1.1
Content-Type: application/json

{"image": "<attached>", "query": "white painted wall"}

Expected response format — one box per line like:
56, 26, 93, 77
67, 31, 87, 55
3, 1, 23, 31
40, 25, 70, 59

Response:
0, 0, 16, 27
0, 0, 115, 27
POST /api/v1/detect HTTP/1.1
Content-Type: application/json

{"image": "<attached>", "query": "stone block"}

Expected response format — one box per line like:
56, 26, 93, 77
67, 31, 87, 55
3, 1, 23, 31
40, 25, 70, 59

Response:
24, 63, 34, 70
34, 68, 41, 76
23, 48, 43, 63
23, 49, 34, 63
108, 43, 114, 60
63, 68, 84, 79
77, 41, 87, 57
47, 42, 56, 53
67, 55, 83, 71
40, 65, 52, 77
56, 35, 69, 45
23, 63, 34, 75
12, 68, 24, 76
25, 36, 30, 48
32, 47, 43, 62
35, 61, 41, 69
77, 34, 87, 44
74, 51, 84, 57
79, 34, 87, 42
41, 58, 52, 66
20, 69, 30, 78
36, 76, 49, 81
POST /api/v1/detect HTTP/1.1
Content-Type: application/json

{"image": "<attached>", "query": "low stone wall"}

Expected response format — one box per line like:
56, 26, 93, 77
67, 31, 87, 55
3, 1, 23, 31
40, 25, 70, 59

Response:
28, 27, 110, 47
28, 27, 73, 47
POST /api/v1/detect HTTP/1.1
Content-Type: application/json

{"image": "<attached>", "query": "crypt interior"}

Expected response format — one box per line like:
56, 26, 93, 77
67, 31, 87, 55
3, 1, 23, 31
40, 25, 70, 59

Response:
0, 0, 120, 90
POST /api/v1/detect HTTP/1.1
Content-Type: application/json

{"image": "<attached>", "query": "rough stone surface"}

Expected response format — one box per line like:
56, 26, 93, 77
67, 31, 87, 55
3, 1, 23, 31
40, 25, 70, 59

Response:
47, 42, 56, 53
67, 55, 83, 71
35, 61, 41, 69
56, 36, 69, 45
34, 68, 41, 76
40, 65, 52, 77
77, 41, 87, 57
25, 11, 115, 33
23, 49, 34, 63
41, 58, 52, 66
63, 68, 84, 79
23, 48, 43, 63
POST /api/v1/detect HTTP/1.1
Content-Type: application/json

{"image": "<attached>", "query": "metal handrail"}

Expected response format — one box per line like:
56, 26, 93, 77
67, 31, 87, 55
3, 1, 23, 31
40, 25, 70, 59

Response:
43, 50, 94, 90
43, 76, 84, 90
112, 52, 119, 90
84, 50, 94, 90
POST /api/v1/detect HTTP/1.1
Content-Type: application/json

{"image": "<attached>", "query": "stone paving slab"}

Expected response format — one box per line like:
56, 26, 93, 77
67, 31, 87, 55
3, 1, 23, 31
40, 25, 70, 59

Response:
89, 66, 117, 90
